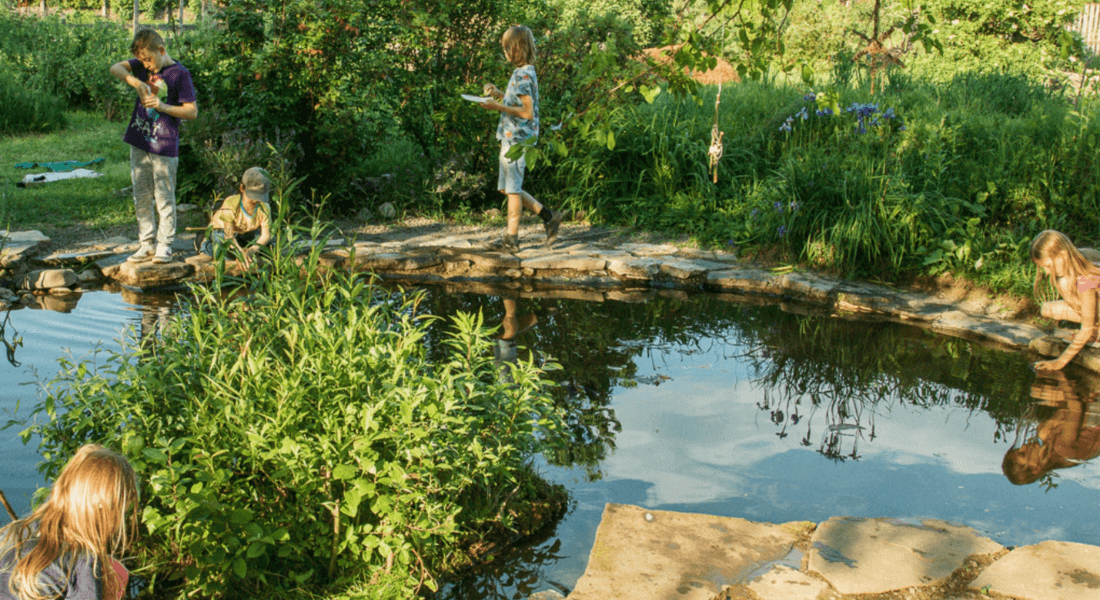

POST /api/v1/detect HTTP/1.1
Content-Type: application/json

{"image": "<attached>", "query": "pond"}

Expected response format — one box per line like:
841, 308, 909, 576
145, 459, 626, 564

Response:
1, 285, 1098, 599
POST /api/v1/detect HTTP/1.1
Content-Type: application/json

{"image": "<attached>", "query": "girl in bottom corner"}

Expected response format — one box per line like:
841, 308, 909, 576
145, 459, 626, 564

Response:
1030, 229, 1100, 371
0, 444, 138, 600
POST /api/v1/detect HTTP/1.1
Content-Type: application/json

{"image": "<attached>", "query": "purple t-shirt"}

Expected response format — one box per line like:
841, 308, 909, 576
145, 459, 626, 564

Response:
122, 58, 196, 157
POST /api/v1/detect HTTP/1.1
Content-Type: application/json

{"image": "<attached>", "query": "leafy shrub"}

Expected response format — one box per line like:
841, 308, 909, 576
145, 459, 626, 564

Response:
0, 10, 131, 117
0, 68, 67, 135
24, 223, 569, 598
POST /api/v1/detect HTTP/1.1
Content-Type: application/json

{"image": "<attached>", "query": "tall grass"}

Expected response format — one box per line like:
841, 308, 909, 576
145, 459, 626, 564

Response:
541, 73, 1100, 290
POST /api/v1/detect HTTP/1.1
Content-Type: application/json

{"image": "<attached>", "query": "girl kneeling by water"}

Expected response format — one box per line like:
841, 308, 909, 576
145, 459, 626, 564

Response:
0, 445, 138, 600
1031, 229, 1100, 371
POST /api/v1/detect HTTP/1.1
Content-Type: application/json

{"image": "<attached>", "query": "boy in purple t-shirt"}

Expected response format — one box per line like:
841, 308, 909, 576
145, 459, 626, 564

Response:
109, 29, 198, 264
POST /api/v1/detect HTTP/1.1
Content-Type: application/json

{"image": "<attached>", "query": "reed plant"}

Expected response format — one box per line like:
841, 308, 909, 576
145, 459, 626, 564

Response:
19, 208, 570, 598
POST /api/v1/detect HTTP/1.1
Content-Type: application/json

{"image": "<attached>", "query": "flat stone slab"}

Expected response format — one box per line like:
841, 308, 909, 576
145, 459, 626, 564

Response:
110, 261, 194, 289
970, 541, 1100, 600
569, 503, 800, 600
747, 564, 837, 600
807, 516, 1003, 595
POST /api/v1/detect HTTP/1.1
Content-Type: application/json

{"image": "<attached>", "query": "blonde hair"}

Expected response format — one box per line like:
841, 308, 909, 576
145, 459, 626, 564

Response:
502, 25, 536, 67
1031, 229, 1100, 315
0, 445, 138, 600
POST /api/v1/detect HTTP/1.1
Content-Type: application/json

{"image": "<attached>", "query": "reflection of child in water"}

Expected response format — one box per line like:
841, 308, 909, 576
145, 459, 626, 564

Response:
494, 297, 538, 372
1003, 369, 1100, 485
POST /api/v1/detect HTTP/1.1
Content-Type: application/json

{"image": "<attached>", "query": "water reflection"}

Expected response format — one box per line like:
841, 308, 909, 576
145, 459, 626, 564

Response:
1003, 369, 1100, 488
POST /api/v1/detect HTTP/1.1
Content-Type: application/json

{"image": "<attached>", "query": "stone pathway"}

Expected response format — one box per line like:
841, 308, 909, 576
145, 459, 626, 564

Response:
0, 222, 1090, 370
547, 504, 1100, 600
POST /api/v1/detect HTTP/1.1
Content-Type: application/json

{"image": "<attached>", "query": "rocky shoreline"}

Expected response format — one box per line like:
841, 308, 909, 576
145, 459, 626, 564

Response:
0, 219, 1086, 370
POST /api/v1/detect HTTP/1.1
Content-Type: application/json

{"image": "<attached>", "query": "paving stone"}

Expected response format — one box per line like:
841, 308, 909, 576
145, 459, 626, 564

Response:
1, 230, 51, 266
747, 564, 837, 600
77, 235, 131, 249
971, 541, 1100, 600
519, 254, 607, 271
607, 257, 661, 279
776, 272, 839, 303
18, 269, 78, 290
39, 250, 116, 266
807, 516, 1003, 595
112, 261, 195, 290
569, 503, 800, 600
707, 268, 783, 295
438, 249, 521, 269
659, 258, 731, 280
618, 242, 679, 256
526, 590, 565, 600
349, 252, 441, 272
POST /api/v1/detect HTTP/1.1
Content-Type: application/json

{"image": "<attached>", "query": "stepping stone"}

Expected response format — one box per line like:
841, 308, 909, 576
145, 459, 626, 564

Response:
17, 269, 77, 290
619, 242, 679, 256
109, 261, 195, 290
747, 564, 836, 600
1, 230, 51, 266
519, 254, 607, 271
658, 258, 730, 280
40, 250, 115, 266
707, 268, 783, 296
568, 503, 801, 600
607, 257, 662, 279
970, 541, 1100, 600
806, 516, 1002, 595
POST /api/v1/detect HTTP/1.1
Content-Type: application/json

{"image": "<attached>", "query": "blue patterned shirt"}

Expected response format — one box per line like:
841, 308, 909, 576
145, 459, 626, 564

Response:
496, 65, 539, 144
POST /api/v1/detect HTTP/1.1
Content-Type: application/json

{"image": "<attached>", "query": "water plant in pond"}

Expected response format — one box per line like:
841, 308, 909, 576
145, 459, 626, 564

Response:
15, 227, 571, 598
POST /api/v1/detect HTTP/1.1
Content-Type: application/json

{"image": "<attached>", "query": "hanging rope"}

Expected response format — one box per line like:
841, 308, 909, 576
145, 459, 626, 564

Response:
708, 24, 726, 184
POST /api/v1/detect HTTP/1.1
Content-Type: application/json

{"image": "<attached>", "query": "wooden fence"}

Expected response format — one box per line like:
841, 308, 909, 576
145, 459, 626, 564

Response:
1074, 3, 1100, 55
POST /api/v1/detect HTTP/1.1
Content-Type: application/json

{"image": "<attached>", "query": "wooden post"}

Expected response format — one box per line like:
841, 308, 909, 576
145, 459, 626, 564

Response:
102, 0, 108, 18
132, 0, 139, 34
40, 0, 47, 16
178, 0, 184, 33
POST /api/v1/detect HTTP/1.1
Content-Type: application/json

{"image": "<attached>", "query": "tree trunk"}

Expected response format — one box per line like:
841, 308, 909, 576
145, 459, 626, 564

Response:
178, 0, 184, 33
101, 0, 108, 18
132, 0, 139, 34
40, 0, 46, 17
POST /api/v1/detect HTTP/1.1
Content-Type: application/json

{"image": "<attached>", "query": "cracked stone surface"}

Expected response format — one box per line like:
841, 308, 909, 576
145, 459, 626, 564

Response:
969, 541, 1100, 600
746, 565, 837, 600
806, 516, 1003, 595
568, 504, 801, 600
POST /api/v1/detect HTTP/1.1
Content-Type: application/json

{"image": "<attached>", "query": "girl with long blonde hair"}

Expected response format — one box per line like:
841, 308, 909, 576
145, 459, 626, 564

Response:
1031, 229, 1100, 371
0, 445, 138, 600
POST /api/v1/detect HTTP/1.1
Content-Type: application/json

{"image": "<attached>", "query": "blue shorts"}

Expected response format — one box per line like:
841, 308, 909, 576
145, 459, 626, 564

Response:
497, 143, 526, 194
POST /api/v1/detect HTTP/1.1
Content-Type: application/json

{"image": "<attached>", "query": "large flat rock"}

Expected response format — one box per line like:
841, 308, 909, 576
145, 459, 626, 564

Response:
110, 261, 194, 290
569, 504, 801, 600
806, 516, 1002, 595
746, 564, 837, 600
970, 541, 1100, 600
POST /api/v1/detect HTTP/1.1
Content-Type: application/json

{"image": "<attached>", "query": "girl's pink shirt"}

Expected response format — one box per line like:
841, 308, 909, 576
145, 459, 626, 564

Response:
1078, 275, 1100, 293
110, 559, 129, 600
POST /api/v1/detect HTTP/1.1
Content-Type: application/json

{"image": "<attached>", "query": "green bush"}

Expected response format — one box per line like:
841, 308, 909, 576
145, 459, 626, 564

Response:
24, 221, 569, 598
0, 10, 131, 117
0, 69, 67, 135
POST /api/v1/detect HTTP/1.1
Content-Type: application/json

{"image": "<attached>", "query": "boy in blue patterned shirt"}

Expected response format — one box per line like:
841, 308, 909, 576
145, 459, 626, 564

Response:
480, 25, 563, 252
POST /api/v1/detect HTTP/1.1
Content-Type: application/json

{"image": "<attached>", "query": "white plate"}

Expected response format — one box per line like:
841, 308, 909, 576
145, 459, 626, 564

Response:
461, 94, 490, 103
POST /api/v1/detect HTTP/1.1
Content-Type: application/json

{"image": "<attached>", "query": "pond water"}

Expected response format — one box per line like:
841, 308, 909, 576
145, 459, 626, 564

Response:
1, 286, 1098, 600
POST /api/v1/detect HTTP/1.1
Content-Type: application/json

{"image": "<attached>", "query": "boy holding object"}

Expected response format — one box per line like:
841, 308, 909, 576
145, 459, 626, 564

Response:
200, 167, 273, 268
479, 25, 563, 252
110, 28, 198, 264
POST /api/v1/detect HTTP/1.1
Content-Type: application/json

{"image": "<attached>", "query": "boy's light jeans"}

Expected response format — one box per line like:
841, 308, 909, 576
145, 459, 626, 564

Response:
130, 146, 178, 247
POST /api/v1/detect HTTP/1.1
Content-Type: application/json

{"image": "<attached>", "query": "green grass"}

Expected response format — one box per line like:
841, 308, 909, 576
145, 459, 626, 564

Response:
0, 111, 135, 232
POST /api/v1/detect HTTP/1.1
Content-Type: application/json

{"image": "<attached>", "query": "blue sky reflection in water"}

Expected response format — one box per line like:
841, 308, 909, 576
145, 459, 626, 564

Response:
0, 290, 173, 518
428, 290, 1100, 600
0, 287, 1098, 600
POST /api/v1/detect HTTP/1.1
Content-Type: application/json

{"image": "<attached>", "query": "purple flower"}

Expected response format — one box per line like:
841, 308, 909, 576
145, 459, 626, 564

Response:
777, 225, 787, 237
751, 209, 760, 219
797, 107, 809, 121
816, 107, 834, 117
883, 107, 896, 120
774, 201, 784, 212
790, 201, 800, 213
804, 92, 817, 102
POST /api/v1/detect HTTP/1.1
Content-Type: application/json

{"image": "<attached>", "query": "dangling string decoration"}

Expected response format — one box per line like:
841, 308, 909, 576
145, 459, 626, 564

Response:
708, 24, 726, 184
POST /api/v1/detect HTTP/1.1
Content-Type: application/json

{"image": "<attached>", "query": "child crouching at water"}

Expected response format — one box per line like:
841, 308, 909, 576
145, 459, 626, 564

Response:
0, 445, 138, 600
479, 25, 563, 252
1031, 230, 1100, 371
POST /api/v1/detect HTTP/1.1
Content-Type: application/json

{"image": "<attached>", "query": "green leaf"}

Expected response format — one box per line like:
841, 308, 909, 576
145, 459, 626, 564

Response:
233, 557, 247, 578
229, 508, 253, 525
142, 448, 168, 464
246, 542, 266, 559
333, 464, 357, 480
606, 130, 616, 151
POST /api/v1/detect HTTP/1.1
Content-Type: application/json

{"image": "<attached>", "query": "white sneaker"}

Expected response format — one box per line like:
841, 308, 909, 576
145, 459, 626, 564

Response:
127, 244, 154, 262
151, 244, 172, 264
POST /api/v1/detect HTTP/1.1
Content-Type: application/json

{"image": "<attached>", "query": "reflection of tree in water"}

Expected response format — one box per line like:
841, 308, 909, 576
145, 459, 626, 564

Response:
732, 312, 1038, 461
0, 310, 21, 367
